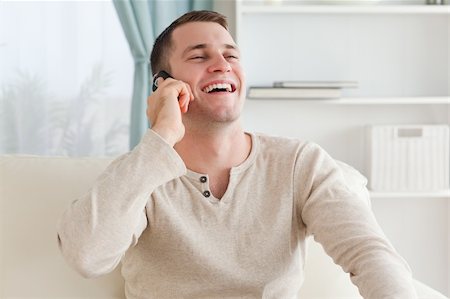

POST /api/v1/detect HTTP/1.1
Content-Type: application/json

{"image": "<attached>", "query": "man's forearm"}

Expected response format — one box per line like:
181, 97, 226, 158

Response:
296, 143, 417, 298
57, 129, 186, 278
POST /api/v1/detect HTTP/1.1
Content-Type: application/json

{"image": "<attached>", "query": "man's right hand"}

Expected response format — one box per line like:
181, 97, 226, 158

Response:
147, 77, 194, 147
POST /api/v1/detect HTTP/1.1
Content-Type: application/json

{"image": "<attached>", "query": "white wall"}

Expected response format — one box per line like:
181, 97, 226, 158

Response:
214, 0, 237, 39
371, 198, 449, 297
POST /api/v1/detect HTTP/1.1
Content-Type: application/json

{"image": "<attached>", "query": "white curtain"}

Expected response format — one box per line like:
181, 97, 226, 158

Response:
0, 1, 133, 156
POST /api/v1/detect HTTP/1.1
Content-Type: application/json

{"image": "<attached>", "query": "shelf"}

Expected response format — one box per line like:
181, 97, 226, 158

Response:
239, 4, 450, 14
370, 190, 450, 199
247, 96, 450, 104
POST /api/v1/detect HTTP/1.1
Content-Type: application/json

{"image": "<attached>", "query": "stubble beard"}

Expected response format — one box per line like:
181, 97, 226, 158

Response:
183, 100, 243, 131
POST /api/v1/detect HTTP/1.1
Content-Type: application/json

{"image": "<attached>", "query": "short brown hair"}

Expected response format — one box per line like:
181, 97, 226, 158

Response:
150, 10, 228, 76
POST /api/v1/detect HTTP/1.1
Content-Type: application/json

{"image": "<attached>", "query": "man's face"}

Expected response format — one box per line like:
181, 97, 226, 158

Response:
168, 21, 245, 124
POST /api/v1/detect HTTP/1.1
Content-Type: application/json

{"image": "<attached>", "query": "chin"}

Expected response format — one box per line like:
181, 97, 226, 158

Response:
187, 108, 241, 125
211, 106, 242, 122
213, 115, 240, 124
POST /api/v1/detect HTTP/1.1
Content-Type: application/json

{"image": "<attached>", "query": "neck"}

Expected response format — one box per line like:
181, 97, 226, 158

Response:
174, 122, 251, 174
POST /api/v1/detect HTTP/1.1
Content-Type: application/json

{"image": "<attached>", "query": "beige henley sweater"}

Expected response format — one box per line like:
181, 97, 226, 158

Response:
57, 129, 417, 299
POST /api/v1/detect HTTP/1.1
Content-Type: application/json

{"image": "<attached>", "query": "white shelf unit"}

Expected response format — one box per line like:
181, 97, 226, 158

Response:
370, 190, 450, 199
247, 96, 450, 104
236, 0, 449, 177
235, 1, 449, 296
239, 4, 450, 14
236, 3, 450, 43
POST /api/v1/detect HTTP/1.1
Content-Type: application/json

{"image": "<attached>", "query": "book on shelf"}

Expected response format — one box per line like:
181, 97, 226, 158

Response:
273, 80, 359, 89
247, 86, 341, 99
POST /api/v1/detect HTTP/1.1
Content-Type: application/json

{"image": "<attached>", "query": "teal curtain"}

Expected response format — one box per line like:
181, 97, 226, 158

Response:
113, 0, 213, 149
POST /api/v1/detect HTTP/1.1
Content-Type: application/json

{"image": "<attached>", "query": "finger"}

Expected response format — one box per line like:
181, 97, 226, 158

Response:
178, 83, 193, 114
156, 79, 192, 112
185, 83, 195, 102
181, 101, 188, 114
176, 82, 191, 103
178, 91, 190, 113
183, 83, 195, 111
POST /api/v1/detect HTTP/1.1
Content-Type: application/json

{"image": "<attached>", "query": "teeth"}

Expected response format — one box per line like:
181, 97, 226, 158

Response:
202, 83, 233, 93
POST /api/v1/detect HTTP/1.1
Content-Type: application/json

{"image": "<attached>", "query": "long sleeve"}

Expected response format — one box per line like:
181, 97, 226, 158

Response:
57, 129, 186, 278
295, 143, 417, 299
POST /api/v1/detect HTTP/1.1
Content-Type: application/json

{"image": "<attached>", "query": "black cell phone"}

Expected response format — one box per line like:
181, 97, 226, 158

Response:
152, 70, 173, 92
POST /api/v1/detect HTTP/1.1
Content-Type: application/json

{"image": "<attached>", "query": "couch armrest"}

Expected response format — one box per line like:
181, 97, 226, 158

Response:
299, 239, 449, 299
414, 279, 449, 299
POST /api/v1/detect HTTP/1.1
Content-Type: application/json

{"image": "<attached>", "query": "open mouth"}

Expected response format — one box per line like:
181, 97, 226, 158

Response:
202, 82, 237, 94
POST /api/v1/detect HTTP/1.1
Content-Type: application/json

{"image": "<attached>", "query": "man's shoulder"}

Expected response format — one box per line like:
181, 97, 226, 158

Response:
250, 132, 329, 164
251, 132, 314, 152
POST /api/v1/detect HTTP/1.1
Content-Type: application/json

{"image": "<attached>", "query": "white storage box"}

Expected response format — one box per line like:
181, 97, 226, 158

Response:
367, 125, 449, 192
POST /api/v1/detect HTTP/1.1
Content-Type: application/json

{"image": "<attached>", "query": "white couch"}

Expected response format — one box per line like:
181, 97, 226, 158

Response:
0, 155, 448, 299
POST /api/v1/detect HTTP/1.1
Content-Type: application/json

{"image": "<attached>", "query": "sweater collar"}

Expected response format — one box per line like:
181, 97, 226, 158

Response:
185, 132, 259, 179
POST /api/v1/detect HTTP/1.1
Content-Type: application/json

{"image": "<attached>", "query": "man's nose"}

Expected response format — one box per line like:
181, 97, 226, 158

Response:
207, 55, 231, 73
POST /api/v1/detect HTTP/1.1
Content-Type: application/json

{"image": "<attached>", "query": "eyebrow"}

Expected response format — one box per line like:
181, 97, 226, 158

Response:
182, 43, 239, 57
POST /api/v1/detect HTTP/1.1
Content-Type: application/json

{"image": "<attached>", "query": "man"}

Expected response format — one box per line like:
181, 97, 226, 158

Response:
57, 10, 417, 299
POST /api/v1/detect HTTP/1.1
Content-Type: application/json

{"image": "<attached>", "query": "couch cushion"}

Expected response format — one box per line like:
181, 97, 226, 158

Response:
0, 155, 125, 298
1, 155, 447, 299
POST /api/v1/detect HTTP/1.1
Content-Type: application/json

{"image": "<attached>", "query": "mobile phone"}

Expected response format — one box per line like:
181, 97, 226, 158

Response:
152, 70, 173, 92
